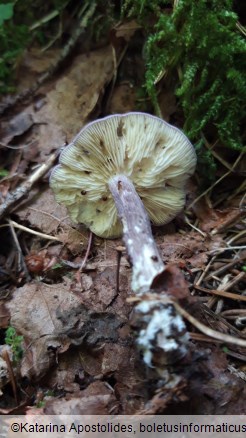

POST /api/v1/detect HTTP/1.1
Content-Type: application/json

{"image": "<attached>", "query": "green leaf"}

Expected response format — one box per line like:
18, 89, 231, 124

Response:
0, 169, 9, 177
0, 3, 14, 26
51, 263, 63, 270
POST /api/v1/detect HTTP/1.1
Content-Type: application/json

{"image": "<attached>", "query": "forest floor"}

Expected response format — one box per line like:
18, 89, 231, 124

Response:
0, 23, 245, 415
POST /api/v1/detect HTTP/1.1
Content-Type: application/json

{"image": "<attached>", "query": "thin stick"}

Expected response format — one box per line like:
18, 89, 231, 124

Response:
195, 256, 216, 286
227, 229, 246, 245
211, 210, 244, 235
188, 150, 245, 210
209, 246, 246, 254
194, 281, 246, 302
79, 231, 93, 272
189, 332, 223, 343
184, 216, 206, 237
1, 349, 18, 405
8, 220, 31, 281
0, 148, 63, 220
206, 254, 246, 281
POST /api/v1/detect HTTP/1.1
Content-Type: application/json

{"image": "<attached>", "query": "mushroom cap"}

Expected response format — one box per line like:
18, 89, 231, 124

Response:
50, 112, 196, 238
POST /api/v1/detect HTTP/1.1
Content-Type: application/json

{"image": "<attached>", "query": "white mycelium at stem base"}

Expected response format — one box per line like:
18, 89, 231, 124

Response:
133, 298, 190, 367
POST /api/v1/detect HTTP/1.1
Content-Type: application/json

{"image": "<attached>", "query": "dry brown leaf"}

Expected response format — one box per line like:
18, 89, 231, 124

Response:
16, 188, 70, 235
34, 46, 114, 160
1, 112, 34, 144
156, 264, 191, 300
160, 232, 205, 263
6, 281, 81, 379
186, 346, 246, 414
16, 188, 88, 253
194, 201, 243, 234
101, 343, 131, 374
45, 348, 83, 394
109, 83, 136, 114
45, 393, 114, 414
16, 48, 61, 92
45, 382, 117, 415
138, 379, 187, 414
159, 231, 223, 268
13, 46, 115, 248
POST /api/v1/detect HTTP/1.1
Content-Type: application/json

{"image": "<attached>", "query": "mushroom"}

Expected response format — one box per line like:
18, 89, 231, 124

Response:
50, 112, 196, 294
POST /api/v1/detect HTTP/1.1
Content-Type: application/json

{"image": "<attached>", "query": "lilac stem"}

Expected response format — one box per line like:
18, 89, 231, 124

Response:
108, 175, 165, 294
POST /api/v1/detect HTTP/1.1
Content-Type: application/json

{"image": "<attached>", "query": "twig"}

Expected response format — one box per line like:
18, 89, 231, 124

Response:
211, 210, 244, 235
184, 216, 206, 237
6, 220, 61, 242
173, 301, 246, 347
209, 246, 246, 255
236, 21, 246, 37
1, 349, 18, 405
79, 231, 93, 272
8, 219, 31, 281
188, 150, 245, 210
201, 134, 232, 169
205, 253, 246, 281
189, 332, 222, 343
227, 229, 246, 245
239, 191, 246, 211
0, 148, 63, 221
221, 309, 246, 318
195, 256, 216, 287
228, 365, 246, 382
214, 179, 246, 207
194, 280, 246, 302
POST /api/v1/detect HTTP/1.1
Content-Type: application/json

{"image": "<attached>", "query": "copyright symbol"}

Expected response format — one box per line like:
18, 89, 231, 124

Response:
11, 423, 20, 432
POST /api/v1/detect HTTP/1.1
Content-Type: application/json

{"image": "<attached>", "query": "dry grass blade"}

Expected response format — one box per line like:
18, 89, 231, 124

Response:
6, 220, 61, 242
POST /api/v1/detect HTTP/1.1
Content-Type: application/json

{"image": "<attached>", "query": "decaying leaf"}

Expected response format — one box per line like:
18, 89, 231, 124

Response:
34, 46, 114, 160
44, 381, 118, 415
159, 231, 223, 268
6, 282, 79, 379
1, 112, 34, 144
5, 279, 127, 380
16, 188, 88, 253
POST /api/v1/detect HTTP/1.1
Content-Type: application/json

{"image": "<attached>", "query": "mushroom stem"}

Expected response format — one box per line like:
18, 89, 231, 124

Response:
108, 174, 165, 294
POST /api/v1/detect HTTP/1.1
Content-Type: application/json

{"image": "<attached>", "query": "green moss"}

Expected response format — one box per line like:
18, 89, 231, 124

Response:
5, 326, 24, 364
0, 0, 71, 94
0, 2, 30, 93
123, 0, 246, 153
